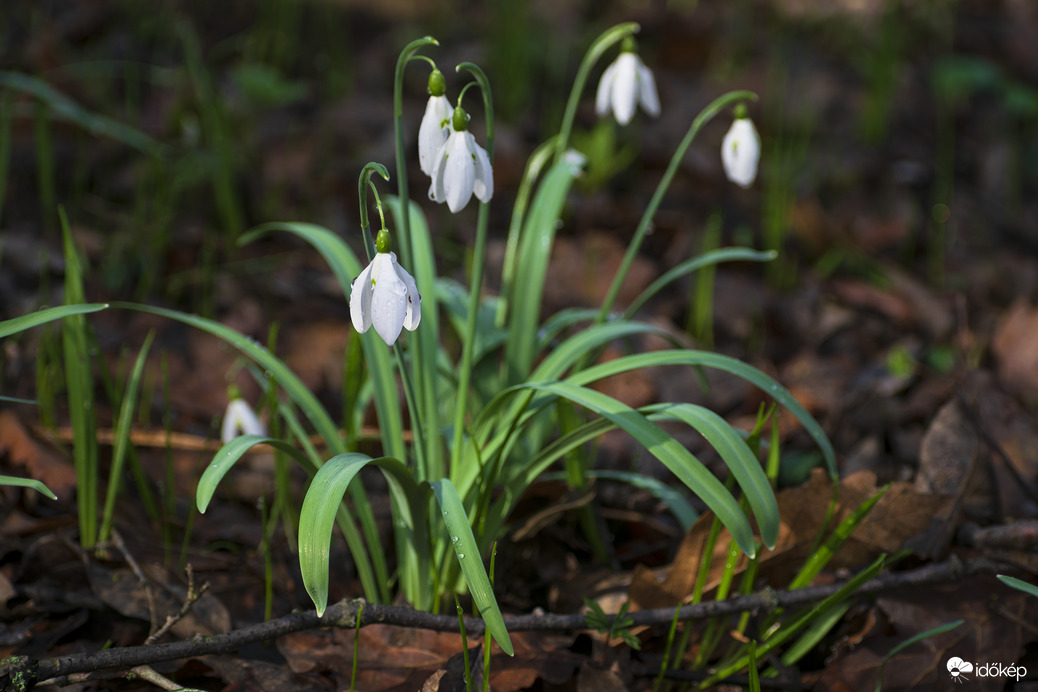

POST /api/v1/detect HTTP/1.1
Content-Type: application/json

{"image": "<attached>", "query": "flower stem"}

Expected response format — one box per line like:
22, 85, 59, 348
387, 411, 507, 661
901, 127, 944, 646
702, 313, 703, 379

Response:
393, 36, 439, 268
595, 90, 758, 323
392, 36, 439, 480
553, 22, 640, 164
357, 162, 390, 262
450, 62, 494, 478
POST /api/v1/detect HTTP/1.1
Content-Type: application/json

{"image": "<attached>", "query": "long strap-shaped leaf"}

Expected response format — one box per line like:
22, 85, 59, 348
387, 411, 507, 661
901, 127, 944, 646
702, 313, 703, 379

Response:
430, 478, 514, 657
299, 453, 431, 615
113, 302, 389, 603
0, 304, 108, 339
454, 319, 673, 498
567, 350, 837, 478
0, 475, 57, 499
196, 435, 314, 512
504, 154, 584, 384
241, 223, 405, 461
385, 198, 443, 481
521, 382, 757, 557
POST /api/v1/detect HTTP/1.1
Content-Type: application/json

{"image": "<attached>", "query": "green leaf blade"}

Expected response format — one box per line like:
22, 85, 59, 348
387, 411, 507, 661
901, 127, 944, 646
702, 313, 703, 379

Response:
431, 478, 514, 656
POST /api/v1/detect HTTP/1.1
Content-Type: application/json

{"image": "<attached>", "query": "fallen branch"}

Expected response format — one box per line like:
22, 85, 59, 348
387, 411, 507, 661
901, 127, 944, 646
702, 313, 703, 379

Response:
0, 555, 1003, 690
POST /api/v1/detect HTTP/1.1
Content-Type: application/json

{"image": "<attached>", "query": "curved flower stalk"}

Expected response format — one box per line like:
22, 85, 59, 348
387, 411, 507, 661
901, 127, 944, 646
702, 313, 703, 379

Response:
349, 230, 422, 346
595, 37, 660, 125
722, 105, 761, 188
221, 396, 267, 443
418, 68, 451, 176
428, 105, 494, 212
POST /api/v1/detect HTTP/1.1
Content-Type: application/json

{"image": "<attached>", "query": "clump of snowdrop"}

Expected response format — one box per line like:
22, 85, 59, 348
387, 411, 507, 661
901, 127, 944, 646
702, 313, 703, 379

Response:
221, 394, 267, 443
721, 104, 761, 189
418, 68, 451, 176
595, 37, 660, 126
428, 105, 493, 213
349, 228, 422, 346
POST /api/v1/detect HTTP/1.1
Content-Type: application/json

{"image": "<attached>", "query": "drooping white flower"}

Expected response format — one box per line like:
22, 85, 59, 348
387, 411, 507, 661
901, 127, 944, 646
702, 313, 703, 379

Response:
428, 106, 493, 213
349, 250, 421, 346
221, 398, 267, 443
721, 115, 761, 189
419, 68, 451, 176
595, 50, 660, 126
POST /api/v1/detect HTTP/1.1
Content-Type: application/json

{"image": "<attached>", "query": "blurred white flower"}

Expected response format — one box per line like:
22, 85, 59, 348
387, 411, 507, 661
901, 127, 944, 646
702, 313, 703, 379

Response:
221, 398, 267, 443
721, 116, 761, 189
428, 108, 493, 213
595, 51, 660, 126
419, 94, 452, 176
349, 251, 421, 346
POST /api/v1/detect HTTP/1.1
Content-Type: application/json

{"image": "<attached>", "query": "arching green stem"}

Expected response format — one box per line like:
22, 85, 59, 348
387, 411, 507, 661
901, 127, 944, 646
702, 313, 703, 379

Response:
553, 22, 640, 164
393, 36, 439, 267
357, 162, 389, 262
450, 61, 494, 478
595, 90, 759, 323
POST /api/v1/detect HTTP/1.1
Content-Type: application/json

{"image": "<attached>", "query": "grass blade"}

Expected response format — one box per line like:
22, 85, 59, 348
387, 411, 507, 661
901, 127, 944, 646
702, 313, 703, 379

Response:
431, 478, 514, 656
0, 304, 108, 339
196, 434, 314, 512
504, 154, 584, 382
567, 350, 837, 478
299, 453, 429, 615
998, 575, 1038, 599
98, 330, 155, 544
522, 382, 756, 557
0, 475, 58, 500
61, 211, 99, 548
0, 71, 165, 158
624, 247, 776, 318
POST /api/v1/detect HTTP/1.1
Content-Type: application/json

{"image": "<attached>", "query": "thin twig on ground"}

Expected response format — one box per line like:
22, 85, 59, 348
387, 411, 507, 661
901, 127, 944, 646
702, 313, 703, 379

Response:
0, 555, 1007, 690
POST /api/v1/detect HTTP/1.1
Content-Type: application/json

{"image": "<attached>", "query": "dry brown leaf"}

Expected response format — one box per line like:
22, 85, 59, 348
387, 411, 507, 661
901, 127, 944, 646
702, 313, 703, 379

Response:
576, 662, 628, 691
630, 470, 951, 610
545, 234, 656, 312
282, 320, 351, 392
279, 625, 577, 692
0, 410, 76, 499
819, 575, 1038, 691
85, 561, 230, 638
993, 300, 1038, 395
591, 346, 657, 410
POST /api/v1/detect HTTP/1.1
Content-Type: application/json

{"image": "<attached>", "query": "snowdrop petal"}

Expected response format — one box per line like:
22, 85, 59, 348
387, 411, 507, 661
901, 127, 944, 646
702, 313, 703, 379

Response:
419, 95, 452, 176
443, 132, 476, 212
470, 135, 494, 203
610, 53, 639, 126
722, 118, 761, 189
637, 60, 661, 117
221, 399, 267, 443
349, 251, 421, 346
369, 254, 408, 346
595, 61, 619, 117
428, 141, 448, 204
349, 260, 375, 334
399, 264, 422, 331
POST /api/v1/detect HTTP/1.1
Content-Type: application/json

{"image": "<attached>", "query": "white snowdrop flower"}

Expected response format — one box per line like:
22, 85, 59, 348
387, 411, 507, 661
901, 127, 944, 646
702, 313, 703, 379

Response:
221, 398, 267, 443
562, 149, 587, 172
595, 46, 660, 126
428, 106, 493, 213
419, 68, 452, 176
349, 242, 421, 346
721, 112, 761, 189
